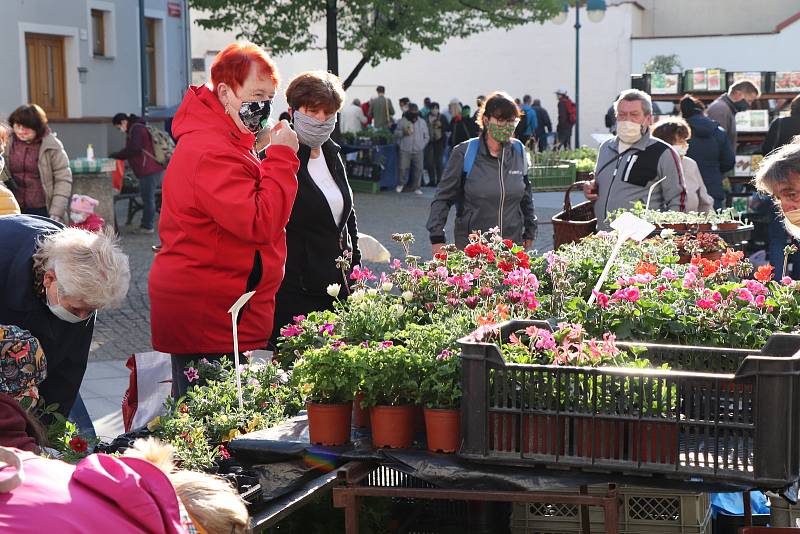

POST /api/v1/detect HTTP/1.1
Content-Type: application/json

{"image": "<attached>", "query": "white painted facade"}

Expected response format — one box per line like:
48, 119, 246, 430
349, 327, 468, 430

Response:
631, 20, 800, 76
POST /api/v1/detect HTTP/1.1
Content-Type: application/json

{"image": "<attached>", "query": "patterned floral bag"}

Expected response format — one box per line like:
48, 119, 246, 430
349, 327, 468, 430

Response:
0, 325, 47, 402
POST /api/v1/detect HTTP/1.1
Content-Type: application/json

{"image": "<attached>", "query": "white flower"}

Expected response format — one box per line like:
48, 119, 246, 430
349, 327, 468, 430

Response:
350, 289, 366, 303
367, 288, 379, 297
391, 304, 405, 317
381, 281, 393, 292
326, 283, 341, 297
660, 228, 676, 238
402, 290, 414, 302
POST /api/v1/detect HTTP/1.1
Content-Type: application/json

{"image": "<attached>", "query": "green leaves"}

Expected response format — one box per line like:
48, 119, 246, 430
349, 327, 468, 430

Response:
293, 346, 361, 404
189, 0, 562, 86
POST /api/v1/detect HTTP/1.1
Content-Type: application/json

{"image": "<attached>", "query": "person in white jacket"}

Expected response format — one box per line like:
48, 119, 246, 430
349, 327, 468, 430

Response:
652, 118, 714, 213
340, 99, 367, 134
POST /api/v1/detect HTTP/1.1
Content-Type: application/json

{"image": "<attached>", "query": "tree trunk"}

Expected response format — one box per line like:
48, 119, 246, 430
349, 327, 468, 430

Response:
342, 53, 372, 90
326, 0, 338, 75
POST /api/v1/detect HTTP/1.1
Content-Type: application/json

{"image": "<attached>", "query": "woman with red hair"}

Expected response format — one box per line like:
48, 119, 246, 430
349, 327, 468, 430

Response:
148, 42, 300, 397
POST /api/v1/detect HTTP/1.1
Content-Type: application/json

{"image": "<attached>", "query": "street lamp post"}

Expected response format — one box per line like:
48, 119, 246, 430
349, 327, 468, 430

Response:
553, 0, 607, 148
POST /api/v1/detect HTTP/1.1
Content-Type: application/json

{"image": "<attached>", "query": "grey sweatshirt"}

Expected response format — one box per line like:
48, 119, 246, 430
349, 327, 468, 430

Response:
427, 136, 537, 248
394, 117, 429, 153
593, 131, 686, 229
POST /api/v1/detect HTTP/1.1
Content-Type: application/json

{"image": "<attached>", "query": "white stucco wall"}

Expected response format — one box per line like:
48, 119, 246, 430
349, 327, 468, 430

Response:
631, 21, 800, 75
191, 3, 637, 147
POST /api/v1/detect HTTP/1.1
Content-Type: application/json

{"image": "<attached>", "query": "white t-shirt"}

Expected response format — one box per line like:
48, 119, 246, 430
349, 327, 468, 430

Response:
307, 152, 345, 226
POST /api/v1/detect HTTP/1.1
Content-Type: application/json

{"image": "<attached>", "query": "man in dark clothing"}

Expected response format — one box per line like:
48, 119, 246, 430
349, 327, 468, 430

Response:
556, 88, 576, 149
450, 106, 478, 147
532, 99, 552, 151
706, 80, 760, 153
0, 215, 129, 429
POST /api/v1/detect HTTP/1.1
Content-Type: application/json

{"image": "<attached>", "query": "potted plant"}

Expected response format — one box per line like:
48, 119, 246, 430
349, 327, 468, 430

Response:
357, 344, 421, 448
293, 345, 361, 446
714, 208, 742, 230
675, 232, 728, 263
418, 349, 462, 453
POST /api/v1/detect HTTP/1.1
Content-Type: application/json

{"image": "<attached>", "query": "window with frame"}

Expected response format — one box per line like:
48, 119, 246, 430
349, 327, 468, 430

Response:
91, 9, 105, 57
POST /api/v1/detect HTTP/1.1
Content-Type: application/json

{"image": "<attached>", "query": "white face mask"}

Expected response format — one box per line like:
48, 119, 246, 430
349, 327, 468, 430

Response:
617, 121, 644, 144
47, 284, 90, 323
673, 144, 688, 157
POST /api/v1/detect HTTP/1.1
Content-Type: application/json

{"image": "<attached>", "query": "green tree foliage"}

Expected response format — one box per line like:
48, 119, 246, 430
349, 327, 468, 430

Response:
190, 0, 563, 88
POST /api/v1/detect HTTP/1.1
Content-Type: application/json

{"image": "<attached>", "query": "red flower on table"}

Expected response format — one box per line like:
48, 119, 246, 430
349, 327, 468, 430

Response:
634, 261, 658, 276
69, 436, 88, 453
754, 264, 774, 282
219, 444, 230, 460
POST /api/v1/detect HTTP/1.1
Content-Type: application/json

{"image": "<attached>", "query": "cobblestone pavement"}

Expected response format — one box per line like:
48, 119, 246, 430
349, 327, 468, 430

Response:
90, 189, 579, 362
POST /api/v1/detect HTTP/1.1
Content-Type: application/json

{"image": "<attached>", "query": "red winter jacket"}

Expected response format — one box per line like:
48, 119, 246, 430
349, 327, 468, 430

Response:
149, 85, 300, 354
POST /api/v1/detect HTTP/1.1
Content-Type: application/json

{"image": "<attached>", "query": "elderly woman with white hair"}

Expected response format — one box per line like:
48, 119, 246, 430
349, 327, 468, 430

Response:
0, 215, 129, 423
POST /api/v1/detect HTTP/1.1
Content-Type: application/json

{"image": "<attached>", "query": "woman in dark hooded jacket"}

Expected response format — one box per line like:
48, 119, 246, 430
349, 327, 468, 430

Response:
680, 95, 736, 210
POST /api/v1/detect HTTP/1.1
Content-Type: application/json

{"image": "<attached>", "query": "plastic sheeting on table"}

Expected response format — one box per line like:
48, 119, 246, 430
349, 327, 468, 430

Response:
230, 415, 786, 502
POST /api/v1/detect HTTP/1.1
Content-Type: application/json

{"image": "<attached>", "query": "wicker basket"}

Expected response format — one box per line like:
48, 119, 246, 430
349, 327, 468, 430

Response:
551, 181, 597, 249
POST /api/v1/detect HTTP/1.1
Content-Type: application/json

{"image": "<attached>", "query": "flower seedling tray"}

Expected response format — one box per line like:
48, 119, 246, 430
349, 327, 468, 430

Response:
458, 319, 800, 491
530, 160, 577, 192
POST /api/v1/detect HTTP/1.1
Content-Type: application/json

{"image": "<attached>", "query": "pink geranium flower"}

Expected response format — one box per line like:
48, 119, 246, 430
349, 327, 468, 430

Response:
592, 290, 609, 308
184, 366, 200, 383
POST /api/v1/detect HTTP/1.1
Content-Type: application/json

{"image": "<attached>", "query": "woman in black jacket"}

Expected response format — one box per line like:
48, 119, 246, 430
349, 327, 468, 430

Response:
680, 95, 736, 210
762, 95, 800, 155
270, 71, 360, 346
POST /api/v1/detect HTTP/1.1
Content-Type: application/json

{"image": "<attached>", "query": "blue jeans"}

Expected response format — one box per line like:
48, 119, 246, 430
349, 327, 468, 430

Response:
68, 393, 97, 440
138, 171, 162, 230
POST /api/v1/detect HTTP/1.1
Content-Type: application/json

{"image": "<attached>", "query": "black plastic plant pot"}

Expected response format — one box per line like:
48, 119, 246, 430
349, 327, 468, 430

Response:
457, 319, 800, 492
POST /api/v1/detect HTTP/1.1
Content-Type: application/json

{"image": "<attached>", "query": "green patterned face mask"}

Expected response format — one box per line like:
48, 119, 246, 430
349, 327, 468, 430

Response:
487, 122, 516, 143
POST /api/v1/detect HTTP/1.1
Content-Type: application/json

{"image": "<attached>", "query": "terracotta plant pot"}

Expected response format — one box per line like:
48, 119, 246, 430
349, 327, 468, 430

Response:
716, 222, 740, 231
702, 251, 723, 261
664, 223, 688, 231
424, 408, 461, 453
370, 405, 415, 448
353, 392, 370, 429
307, 402, 352, 446
695, 223, 713, 231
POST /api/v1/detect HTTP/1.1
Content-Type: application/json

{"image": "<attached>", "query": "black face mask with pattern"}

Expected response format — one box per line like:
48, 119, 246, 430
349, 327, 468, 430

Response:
237, 99, 272, 133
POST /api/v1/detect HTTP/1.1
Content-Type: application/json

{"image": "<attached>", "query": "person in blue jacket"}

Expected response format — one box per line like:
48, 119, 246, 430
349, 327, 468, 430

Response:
680, 95, 736, 210
0, 215, 129, 433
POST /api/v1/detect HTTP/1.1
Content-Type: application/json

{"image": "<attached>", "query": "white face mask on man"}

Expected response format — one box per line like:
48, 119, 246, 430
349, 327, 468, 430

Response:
47, 284, 90, 323
617, 121, 645, 144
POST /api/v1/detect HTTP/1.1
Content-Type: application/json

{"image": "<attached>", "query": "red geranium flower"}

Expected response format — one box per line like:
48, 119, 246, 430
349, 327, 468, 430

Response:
691, 257, 721, 278
634, 261, 658, 276
755, 264, 774, 282
497, 260, 514, 273
503, 239, 514, 249
219, 444, 231, 460
721, 248, 745, 267
69, 436, 89, 453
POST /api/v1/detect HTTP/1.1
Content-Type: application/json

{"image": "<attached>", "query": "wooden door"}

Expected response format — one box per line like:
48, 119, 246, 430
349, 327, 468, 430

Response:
25, 33, 67, 118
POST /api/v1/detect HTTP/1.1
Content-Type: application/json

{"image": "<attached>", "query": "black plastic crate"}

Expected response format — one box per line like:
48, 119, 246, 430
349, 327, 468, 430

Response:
458, 320, 800, 491
346, 160, 382, 182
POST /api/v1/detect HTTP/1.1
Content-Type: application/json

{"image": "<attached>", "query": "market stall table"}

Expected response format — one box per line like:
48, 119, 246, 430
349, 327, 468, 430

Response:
230, 414, 768, 534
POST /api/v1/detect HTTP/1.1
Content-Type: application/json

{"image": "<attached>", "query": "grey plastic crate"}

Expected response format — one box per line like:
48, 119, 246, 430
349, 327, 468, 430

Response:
459, 320, 800, 490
